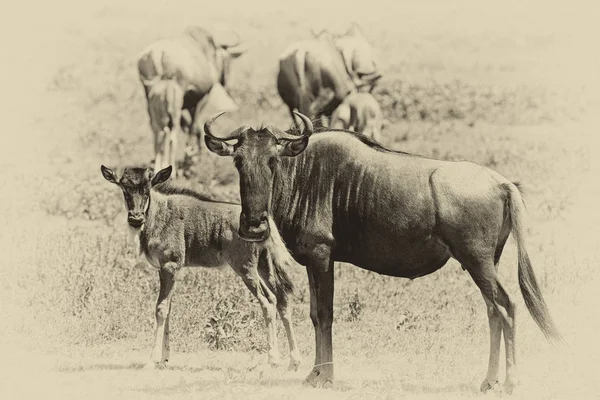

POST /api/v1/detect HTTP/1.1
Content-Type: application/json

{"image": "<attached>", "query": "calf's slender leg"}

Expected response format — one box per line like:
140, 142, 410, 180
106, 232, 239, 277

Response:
236, 266, 282, 367
275, 291, 301, 371
146, 262, 178, 368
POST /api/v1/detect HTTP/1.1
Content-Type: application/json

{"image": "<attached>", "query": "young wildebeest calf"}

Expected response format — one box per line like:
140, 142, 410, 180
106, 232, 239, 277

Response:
329, 92, 384, 141
101, 165, 301, 370
146, 80, 186, 177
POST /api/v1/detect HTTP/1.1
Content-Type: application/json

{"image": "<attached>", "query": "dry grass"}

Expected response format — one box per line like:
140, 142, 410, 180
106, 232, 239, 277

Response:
2, 0, 600, 399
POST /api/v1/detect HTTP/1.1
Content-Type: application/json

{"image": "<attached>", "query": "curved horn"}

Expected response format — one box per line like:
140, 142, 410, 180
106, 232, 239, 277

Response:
204, 111, 250, 141
204, 111, 228, 139
292, 111, 314, 136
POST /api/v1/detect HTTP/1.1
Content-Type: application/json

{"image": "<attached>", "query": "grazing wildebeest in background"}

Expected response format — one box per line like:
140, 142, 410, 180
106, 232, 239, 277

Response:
329, 92, 385, 141
146, 79, 185, 176
277, 23, 382, 125
203, 111, 562, 393
100, 165, 301, 371
137, 26, 245, 158
320, 23, 382, 91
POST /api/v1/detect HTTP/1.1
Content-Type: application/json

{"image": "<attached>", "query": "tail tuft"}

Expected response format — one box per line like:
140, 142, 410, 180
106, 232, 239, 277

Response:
505, 183, 563, 343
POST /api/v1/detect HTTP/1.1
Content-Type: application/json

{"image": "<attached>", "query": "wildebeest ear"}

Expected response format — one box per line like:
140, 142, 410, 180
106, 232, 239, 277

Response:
205, 136, 235, 157
151, 166, 172, 186
278, 136, 309, 157
101, 165, 118, 184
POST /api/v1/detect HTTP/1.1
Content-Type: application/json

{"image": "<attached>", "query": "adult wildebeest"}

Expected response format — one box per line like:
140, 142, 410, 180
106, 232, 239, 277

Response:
203, 111, 562, 393
329, 92, 385, 141
137, 26, 245, 166
100, 165, 301, 371
277, 23, 382, 125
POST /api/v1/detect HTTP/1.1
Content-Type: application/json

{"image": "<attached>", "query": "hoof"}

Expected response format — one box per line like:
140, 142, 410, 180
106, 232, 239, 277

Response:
288, 358, 301, 372
143, 361, 167, 370
268, 354, 283, 368
503, 379, 520, 395
480, 379, 499, 393
304, 368, 333, 388
304, 366, 321, 383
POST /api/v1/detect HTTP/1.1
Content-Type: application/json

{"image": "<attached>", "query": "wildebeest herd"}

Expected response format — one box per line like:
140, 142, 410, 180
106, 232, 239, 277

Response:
102, 23, 562, 394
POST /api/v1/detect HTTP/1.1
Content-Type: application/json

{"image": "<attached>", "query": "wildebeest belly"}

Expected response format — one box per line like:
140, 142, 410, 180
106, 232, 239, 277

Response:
335, 236, 451, 279
186, 245, 228, 268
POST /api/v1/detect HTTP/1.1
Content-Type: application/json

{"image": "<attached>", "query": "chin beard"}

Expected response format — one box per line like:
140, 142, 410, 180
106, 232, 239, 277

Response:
127, 224, 143, 256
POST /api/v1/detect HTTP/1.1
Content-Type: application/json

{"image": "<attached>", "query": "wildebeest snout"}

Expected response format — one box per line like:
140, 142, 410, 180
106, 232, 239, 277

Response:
127, 212, 145, 228
239, 212, 270, 242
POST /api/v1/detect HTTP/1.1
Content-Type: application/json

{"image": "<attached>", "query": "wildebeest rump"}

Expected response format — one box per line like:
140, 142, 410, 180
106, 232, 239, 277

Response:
203, 111, 562, 393
137, 26, 245, 154
277, 24, 382, 125
100, 165, 302, 371
146, 79, 184, 176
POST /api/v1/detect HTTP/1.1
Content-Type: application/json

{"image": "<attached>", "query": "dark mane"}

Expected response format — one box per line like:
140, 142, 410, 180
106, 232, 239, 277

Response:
285, 125, 414, 155
153, 183, 239, 205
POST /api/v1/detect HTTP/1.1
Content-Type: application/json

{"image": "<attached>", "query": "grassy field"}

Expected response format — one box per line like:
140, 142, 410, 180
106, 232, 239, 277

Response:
2, 1, 600, 398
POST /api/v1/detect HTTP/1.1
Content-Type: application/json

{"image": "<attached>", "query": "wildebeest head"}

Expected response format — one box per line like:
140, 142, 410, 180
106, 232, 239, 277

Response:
211, 31, 247, 87
101, 165, 172, 229
204, 112, 313, 242
335, 23, 382, 92
185, 26, 247, 87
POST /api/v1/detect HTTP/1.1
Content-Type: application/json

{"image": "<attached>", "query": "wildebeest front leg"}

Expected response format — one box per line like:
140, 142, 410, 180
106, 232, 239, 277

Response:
145, 263, 178, 369
305, 257, 335, 388
305, 265, 321, 380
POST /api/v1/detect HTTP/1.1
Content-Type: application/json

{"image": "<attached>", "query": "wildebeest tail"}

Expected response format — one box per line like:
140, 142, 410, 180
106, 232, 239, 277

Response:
505, 182, 563, 342
291, 48, 307, 92
257, 217, 296, 302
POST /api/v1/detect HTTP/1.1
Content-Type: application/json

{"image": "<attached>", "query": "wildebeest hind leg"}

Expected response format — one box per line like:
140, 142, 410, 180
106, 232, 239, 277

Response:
466, 261, 518, 394
480, 296, 502, 392
275, 291, 301, 371
167, 127, 178, 178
